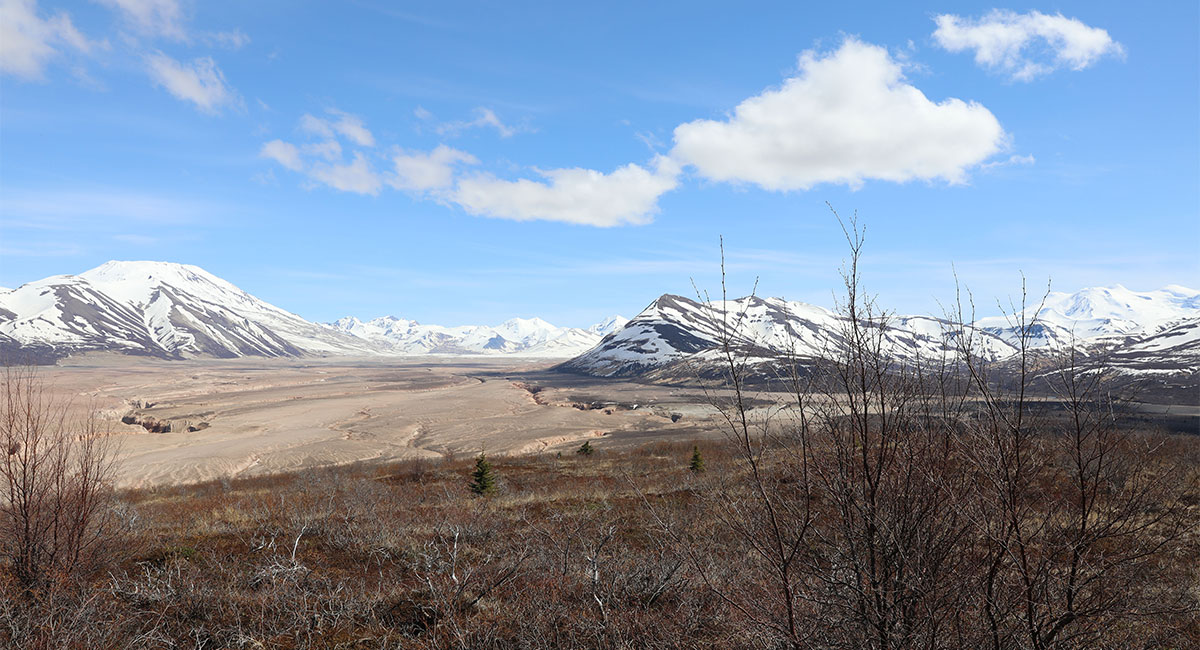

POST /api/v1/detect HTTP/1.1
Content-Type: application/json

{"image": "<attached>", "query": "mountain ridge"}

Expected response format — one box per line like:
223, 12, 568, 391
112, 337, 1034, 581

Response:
1, 262, 1194, 384
0, 261, 626, 361
558, 287, 1200, 383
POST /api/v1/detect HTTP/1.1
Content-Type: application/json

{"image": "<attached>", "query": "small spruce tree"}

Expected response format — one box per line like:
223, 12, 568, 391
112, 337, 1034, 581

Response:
469, 451, 497, 496
576, 440, 594, 456
689, 445, 706, 473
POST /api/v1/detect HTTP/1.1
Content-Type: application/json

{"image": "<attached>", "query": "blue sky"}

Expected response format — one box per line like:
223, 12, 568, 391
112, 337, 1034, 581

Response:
2, 1, 1196, 327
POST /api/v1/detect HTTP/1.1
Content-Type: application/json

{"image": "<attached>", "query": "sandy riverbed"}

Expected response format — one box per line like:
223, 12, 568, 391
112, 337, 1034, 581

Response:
31, 355, 751, 488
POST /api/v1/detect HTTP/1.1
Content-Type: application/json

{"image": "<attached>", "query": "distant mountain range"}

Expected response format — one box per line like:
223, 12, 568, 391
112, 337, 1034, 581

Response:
324, 314, 627, 357
1, 262, 1196, 392
0, 261, 624, 361
558, 288, 1200, 384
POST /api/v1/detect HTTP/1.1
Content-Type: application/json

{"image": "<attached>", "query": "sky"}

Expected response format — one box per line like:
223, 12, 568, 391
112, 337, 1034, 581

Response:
1, 1, 1197, 328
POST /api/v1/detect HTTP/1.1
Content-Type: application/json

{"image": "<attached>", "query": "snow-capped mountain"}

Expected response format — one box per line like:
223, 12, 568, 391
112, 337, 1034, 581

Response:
4, 262, 1192, 379
975, 285, 1200, 348
0, 261, 379, 360
559, 286, 1200, 381
0, 261, 625, 361
558, 294, 1014, 379
324, 314, 627, 357
587, 315, 630, 336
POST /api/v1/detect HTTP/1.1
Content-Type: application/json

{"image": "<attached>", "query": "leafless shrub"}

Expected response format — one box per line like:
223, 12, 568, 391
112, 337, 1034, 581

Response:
950, 283, 1199, 649
0, 364, 120, 593
654, 210, 1199, 649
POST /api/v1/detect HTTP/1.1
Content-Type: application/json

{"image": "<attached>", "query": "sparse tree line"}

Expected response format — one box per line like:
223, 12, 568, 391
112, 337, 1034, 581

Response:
0, 217, 1196, 648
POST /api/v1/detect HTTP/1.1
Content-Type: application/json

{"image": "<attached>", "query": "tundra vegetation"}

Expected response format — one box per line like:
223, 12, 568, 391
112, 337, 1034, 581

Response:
1, 224, 1197, 649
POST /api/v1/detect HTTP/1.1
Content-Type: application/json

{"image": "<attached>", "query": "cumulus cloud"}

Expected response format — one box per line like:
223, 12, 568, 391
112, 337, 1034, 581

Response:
262, 112, 392, 196
671, 38, 1006, 191
390, 145, 478, 193
261, 122, 678, 224
145, 51, 236, 113
933, 10, 1123, 81
300, 110, 375, 147
96, 0, 186, 41
265, 37, 1010, 226
310, 153, 383, 196
450, 156, 680, 227
1, 0, 99, 79
259, 140, 302, 171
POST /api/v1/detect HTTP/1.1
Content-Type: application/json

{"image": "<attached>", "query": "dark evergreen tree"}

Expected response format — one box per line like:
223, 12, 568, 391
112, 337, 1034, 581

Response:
576, 440, 594, 456
689, 445, 706, 473
469, 451, 497, 496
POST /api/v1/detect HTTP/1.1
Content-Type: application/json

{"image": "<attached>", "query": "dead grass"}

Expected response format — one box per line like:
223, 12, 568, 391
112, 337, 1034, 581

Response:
0, 433, 1195, 649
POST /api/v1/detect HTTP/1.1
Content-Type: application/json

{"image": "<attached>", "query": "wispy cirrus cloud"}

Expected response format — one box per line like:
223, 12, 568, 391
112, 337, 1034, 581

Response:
430, 107, 523, 138
96, 0, 187, 41
933, 10, 1123, 81
4, 0, 249, 116
145, 51, 238, 113
300, 109, 376, 147
0, 0, 104, 80
1, 187, 225, 224
203, 29, 249, 50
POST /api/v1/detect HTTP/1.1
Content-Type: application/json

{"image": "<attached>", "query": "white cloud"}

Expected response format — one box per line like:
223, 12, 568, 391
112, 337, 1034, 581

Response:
265, 112, 678, 224
436, 107, 520, 138
304, 139, 343, 161
299, 110, 375, 147
310, 153, 383, 196
145, 52, 236, 113
96, 0, 186, 41
204, 29, 250, 50
933, 10, 1123, 81
450, 156, 680, 227
0, 0, 99, 80
981, 153, 1036, 170
390, 145, 478, 193
259, 140, 302, 171
670, 38, 1006, 191
326, 109, 375, 146
299, 113, 335, 139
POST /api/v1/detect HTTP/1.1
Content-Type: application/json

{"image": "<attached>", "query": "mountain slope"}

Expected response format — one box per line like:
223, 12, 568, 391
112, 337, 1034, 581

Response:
0, 261, 378, 360
0, 261, 625, 361
559, 287, 1200, 382
975, 285, 1200, 348
558, 294, 1018, 379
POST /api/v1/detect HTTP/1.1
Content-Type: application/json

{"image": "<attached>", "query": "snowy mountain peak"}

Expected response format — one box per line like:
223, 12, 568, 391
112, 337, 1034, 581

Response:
79, 260, 244, 308
323, 314, 633, 358
1161, 285, 1200, 297
974, 284, 1200, 346
1, 261, 377, 360
560, 286, 1200, 380
498, 317, 558, 336
587, 315, 629, 336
